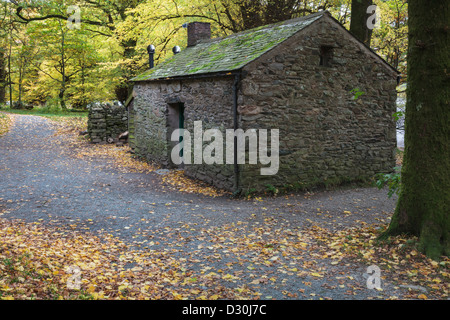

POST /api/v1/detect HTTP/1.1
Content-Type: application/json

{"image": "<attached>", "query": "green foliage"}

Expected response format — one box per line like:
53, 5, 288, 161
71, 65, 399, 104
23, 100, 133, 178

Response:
265, 184, 279, 196
1, 102, 87, 118
372, 0, 408, 75
375, 167, 401, 198
393, 110, 405, 122
2, 0, 410, 108
3, 0, 122, 109
242, 187, 257, 199
350, 88, 365, 100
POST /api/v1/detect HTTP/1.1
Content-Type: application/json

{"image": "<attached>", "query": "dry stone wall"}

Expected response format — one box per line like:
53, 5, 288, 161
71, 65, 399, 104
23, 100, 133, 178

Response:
87, 102, 128, 144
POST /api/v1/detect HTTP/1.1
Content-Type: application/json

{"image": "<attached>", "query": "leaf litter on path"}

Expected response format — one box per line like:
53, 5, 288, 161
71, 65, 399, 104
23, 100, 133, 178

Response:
0, 112, 14, 136
47, 116, 227, 197
1, 114, 448, 300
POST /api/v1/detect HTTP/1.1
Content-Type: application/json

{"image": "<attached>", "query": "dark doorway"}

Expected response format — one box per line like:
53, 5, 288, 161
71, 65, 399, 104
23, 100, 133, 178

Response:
167, 102, 185, 167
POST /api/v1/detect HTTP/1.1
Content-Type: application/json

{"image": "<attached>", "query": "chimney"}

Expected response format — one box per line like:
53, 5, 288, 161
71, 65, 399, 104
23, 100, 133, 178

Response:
187, 22, 211, 47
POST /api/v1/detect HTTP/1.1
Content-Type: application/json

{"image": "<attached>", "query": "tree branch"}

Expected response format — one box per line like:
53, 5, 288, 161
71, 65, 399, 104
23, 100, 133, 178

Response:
14, 6, 113, 30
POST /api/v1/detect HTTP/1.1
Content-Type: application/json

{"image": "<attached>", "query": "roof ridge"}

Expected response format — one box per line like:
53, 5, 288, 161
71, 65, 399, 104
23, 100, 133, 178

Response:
132, 11, 328, 82
198, 10, 327, 45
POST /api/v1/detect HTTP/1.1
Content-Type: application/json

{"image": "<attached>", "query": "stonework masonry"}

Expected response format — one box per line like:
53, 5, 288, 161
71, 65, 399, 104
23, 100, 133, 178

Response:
88, 102, 128, 144
132, 77, 237, 190
237, 18, 398, 191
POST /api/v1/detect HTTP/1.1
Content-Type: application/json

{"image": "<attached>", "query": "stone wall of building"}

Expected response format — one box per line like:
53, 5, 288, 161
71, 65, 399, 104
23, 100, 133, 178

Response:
237, 17, 398, 191
87, 102, 128, 144
132, 77, 237, 190
127, 99, 136, 149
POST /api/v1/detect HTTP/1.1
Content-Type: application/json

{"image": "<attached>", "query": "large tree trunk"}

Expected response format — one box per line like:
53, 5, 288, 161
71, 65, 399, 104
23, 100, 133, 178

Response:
350, 0, 373, 46
380, 0, 450, 260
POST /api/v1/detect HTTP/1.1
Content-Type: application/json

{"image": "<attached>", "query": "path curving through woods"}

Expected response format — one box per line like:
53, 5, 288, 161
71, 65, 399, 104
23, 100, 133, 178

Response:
1, 114, 422, 300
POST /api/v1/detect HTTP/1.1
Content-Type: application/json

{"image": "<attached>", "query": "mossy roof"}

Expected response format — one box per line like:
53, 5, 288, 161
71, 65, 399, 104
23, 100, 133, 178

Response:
132, 12, 325, 82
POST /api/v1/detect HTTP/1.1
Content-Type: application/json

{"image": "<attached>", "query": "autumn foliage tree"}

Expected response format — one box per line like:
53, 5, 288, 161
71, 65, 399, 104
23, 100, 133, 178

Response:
12, 0, 142, 103
371, 0, 408, 75
0, 1, 11, 104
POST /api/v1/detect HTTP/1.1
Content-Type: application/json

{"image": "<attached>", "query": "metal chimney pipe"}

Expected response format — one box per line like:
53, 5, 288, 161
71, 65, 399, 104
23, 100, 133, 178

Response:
147, 44, 155, 69
173, 46, 181, 54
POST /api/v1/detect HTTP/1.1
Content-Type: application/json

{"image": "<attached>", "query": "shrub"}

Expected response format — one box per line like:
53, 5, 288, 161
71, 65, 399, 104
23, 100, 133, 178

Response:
375, 167, 401, 198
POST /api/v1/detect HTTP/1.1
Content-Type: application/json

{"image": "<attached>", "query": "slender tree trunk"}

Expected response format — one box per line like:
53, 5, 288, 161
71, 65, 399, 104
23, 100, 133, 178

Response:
8, 32, 12, 109
18, 73, 22, 105
59, 88, 66, 110
0, 50, 6, 104
380, 0, 450, 260
350, 0, 373, 46
81, 64, 86, 109
59, 22, 67, 110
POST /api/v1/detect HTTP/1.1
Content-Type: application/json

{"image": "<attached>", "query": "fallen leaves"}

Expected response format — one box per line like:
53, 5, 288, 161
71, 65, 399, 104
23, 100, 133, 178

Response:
161, 170, 229, 197
0, 212, 331, 300
2, 114, 448, 300
74, 143, 157, 174
46, 116, 87, 136
303, 224, 450, 299
0, 112, 13, 136
0, 218, 255, 300
310, 272, 323, 278
46, 116, 228, 197
1, 213, 449, 300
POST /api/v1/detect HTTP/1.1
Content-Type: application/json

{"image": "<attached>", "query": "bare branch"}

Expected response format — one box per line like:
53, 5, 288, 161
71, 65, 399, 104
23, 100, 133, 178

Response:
14, 6, 113, 30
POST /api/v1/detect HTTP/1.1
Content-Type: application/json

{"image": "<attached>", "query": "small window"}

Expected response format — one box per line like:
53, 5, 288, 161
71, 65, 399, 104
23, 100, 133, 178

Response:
319, 46, 333, 67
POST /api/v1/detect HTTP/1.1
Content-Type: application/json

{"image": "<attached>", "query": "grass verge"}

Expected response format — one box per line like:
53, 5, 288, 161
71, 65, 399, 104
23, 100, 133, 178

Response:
0, 106, 87, 118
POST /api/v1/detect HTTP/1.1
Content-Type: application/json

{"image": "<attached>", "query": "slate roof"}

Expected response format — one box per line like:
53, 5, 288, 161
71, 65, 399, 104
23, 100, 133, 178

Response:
132, 11, 326, 82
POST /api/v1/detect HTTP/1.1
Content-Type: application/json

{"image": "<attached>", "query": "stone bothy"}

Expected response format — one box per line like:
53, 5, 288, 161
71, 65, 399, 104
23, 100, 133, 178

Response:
130, 11, 399, 193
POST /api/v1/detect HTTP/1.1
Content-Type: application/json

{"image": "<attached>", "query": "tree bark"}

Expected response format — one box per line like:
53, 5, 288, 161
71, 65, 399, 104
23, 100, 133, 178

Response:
350, 0, 373, 46
59, 20, 67, 110
0, 49, 6, 104
380, 0, 450, 260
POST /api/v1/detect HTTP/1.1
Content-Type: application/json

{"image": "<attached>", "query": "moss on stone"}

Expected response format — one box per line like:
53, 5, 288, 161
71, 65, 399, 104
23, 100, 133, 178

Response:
132, 12, 324, 81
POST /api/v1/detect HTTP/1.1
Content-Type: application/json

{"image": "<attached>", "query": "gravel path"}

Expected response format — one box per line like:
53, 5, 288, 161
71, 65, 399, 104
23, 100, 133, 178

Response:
1, 114, 411, 300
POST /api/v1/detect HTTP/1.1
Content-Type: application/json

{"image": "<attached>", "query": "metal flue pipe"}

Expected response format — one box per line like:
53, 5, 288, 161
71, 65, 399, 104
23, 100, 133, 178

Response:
147, 44, 155, 69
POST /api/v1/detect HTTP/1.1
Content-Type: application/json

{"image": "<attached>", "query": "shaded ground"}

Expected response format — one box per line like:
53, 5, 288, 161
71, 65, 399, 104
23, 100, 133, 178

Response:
0, 114, 447, 300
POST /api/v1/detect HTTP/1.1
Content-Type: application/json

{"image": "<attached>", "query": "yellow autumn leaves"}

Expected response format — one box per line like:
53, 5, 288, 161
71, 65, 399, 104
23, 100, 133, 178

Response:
161, 170, 228, 197
1, 212, 449, 300
0, 112, 13, 136
0, 219, 252, 300
0, 215, 314, 300
303, 224, 449, 299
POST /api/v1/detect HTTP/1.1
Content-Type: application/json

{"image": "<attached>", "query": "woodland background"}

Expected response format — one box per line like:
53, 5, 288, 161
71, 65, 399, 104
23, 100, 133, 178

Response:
0, 0, 407, 111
